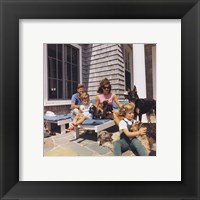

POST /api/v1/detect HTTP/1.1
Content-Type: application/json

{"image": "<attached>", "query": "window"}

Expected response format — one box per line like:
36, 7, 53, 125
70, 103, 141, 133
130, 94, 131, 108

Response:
47, 44, 80, 101
64, 45, 79, 99
48, 44, 63, 99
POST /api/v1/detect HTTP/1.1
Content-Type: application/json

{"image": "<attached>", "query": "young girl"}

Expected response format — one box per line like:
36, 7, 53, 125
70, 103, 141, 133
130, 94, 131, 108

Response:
114, 103, 147, 156
66, 92, 92, 131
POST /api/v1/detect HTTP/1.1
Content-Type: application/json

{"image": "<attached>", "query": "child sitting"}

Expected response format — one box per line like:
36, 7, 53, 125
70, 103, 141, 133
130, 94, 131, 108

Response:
114, 103, 147, 156
66, 92, 92, 131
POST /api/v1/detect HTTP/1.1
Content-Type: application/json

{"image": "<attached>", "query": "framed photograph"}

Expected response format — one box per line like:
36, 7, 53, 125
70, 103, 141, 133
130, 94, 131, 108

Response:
1, 0, 199, 199
21, 21, 179, 181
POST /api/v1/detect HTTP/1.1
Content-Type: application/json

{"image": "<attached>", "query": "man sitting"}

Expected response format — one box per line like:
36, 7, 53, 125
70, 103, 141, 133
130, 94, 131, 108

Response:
70, 84, 85, 117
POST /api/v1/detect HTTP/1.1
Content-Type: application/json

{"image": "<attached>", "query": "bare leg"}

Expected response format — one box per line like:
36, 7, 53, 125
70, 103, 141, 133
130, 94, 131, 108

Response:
76, 116, 89, 125
66, 113, 84, 131
72, 114, 81, 125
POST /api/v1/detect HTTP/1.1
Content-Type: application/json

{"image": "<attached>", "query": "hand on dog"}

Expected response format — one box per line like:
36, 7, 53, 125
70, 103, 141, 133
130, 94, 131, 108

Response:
139, 127, 147, 135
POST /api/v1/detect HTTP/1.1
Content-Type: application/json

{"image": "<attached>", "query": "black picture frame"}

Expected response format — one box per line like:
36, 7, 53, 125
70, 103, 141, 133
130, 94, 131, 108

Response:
0, 0, 200, 199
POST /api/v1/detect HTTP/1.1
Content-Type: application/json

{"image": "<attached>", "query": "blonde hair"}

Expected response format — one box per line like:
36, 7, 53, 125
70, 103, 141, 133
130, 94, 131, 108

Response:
80, 92, 89, 101
118, 103, 135, 117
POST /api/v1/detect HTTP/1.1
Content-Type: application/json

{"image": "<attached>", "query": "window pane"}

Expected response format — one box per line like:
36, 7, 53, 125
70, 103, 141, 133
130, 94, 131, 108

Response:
66, 81, 72, 99
48, 78, 57, 99
67, 63, 71, 80
57, 44, 62, 60
72, 64, 78, 81
48, 44, 56, 58
72, 47, 78, 64
58, 61, 62, 79
66, 45, 71, 62
73, 82, 78, 95
48, 58, 57, 78
58, 80, 63, 99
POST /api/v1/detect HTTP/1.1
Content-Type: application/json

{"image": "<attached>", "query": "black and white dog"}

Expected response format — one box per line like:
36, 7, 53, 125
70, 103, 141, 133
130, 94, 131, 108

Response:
89, 101, 113, 119
89, 105, 102, 119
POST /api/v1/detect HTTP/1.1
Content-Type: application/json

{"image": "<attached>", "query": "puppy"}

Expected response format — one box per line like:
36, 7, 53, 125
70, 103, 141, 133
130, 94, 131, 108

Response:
97, 130, 120, 152
89, 102, 113, 119
89, 105, 103, 119
130, 121, 152, 155
130, 121, 143, 132
98, 130, 113, 145
102, 101, 113, 118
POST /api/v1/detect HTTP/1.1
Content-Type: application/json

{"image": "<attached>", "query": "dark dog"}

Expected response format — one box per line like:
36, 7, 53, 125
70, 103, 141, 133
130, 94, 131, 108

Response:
89, 101, 113, 119
102, 101, 113, 119
89, 105, 102, 119
128, 85, 156, 122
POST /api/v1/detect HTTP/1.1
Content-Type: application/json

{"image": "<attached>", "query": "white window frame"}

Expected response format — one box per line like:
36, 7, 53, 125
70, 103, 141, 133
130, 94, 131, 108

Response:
44, 44, 82, 106
123, 44, 133, 90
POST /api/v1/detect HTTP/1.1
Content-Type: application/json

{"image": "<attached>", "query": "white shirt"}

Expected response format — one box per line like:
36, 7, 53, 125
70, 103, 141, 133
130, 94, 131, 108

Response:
80, 103, 92, 119
119, 118, 134, 134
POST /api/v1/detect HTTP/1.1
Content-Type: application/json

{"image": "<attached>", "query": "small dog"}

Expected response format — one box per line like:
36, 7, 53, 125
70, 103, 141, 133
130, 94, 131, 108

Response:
89, 105, 103, 119
131, 121, 156, 155
130, 121, 143, 132
102, 101, 113, 119
98, 131, 121, 152
98, 131, 113, 145
129, 121, 151, 155
89, 101, 113, 119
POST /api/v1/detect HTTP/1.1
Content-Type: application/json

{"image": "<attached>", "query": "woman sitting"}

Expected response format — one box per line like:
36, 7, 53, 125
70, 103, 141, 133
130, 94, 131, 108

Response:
94, 78, 122, 125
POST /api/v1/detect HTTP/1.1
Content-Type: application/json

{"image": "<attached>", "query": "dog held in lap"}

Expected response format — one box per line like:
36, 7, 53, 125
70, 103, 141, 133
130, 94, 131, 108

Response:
128, 85, 156, 122
131, 121, 156, 155
89, 100, 113, 119
89, 105, 102, 119
102, 100, 113, 118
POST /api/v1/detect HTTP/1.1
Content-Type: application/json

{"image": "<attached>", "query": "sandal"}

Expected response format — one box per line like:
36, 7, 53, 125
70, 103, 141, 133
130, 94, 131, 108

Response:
66, 127, 74, 131
72, 123, 78, 127
66, 123, 78, 132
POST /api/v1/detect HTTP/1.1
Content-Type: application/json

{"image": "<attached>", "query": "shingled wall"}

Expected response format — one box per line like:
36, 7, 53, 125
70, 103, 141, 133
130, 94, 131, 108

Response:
81, 44, 126, 100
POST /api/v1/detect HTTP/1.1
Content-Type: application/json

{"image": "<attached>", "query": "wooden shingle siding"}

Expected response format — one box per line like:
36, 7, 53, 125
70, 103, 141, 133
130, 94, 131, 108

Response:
89, 64, 124, 74
81, 44, 125, 100
82, 60, 124, 70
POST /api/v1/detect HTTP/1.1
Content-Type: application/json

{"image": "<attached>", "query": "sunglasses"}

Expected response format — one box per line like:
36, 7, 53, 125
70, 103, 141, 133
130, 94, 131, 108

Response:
103, 86, 110, 89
